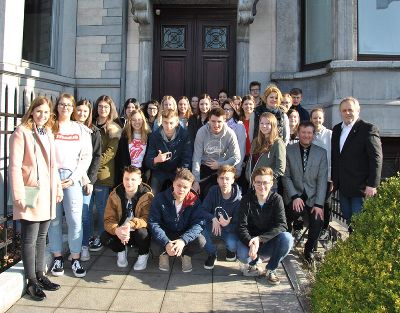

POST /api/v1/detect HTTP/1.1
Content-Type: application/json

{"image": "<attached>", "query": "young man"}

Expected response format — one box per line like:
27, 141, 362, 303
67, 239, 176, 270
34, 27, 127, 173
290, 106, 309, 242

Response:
237, 167, 293, 285
101, 166, 153, 270
282, 121, 328, 263
249, 81, 262, 107
149, 168, 206, 273
201, 165, 242, 269
192, 107, 240, 198
145, 109, 192, 194
331, 97, 382, 226
289, 88, 310, 122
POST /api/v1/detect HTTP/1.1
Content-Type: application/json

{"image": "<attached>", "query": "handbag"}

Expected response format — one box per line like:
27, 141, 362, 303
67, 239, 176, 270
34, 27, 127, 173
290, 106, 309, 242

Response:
8, 129, 41, 208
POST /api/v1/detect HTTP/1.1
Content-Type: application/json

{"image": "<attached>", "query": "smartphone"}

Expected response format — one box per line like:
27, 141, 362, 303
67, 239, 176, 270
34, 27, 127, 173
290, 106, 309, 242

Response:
165, 151, 172, 160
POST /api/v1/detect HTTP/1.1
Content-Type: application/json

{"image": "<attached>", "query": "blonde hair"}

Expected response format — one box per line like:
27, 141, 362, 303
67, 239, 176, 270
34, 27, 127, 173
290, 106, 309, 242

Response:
178, 96, 193, 119
252, 112, 279, 154
262, 86, 283, 108
157, 95, 177, 126
123, 108, 150, 144
21, 96, 54, 129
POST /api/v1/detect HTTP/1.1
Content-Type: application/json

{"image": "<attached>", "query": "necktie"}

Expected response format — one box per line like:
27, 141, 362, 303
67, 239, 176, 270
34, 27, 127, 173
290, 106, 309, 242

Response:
303, 148, 308, 172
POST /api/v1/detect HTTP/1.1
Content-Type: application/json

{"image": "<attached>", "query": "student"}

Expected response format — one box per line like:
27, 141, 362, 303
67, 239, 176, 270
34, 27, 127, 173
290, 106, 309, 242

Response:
177, 96, 193, 129
119, 98, 140, 127
190, 96, 199, 115
145, 109, 192, 194
143, 100, 159, 131
192, 107, 241, 198
289, 88, 310, 122
249, 81, 262, 107
154, 95, 178, 131
201, 165, 241, 270
90, 95, 122, 251
187, 93, 211, 145
101, 166, 153, 270
287, 109, 300, 145
237, 167, 293, 285
218, 89, 228, 106
74, 99, 102, 261
9, 96, 63, 300
148, 168, 206, 273
280, 93, 292, 114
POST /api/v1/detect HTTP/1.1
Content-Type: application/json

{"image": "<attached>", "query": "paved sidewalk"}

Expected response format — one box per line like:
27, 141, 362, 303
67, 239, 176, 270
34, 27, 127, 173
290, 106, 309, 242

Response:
7, 248, 303, 313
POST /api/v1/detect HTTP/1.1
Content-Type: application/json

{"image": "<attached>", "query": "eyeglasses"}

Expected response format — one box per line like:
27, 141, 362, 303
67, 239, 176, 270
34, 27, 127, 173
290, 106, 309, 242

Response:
98, 105, 110, 110
250, 88, 260, 92
148, 107, 158, 111
281, 101, 290, 104
224, 108, 233, 112
254, 180, 272, 187
58, 103, 73, 108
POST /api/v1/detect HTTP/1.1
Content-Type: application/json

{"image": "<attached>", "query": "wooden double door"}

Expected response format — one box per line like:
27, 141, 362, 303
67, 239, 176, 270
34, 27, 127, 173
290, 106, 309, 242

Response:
152, 8, 236, 101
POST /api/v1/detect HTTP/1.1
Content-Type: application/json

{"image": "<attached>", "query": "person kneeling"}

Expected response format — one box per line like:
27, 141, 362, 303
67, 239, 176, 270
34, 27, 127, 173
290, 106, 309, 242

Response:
101, 166, 153, 270
237, 167, 293, 285
149, 168, 206, 273
201, 165, 241, 269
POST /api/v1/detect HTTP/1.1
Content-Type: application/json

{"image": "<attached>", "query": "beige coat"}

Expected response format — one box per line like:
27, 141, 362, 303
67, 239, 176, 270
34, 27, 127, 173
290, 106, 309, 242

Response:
9, 125, 62, 221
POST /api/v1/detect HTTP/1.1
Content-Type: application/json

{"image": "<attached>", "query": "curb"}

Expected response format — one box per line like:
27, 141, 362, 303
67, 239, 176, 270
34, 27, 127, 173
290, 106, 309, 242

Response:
0, 261, 25, 313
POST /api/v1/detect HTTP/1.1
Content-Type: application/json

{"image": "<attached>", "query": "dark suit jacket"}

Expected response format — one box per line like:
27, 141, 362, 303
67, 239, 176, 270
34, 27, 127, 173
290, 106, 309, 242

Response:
331, 119, 383, 197
282, 143, 328, 208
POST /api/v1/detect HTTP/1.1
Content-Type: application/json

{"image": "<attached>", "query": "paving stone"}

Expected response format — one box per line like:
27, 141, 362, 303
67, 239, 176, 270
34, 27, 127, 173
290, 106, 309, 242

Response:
256, 267, 294, 293
213, 260, 243, 276
109, 289, 164, 312
121, 272, 169, 291
261, 291, 303, 312
213, 275, 259, 294
48, 269, 81, 287
6, 306, 55, 313
77, 270, 126, 289
16, 286, 72, 308
55, 309, 106, 313
171, 257, 212, 275
161, 291, 212, 313
213, 292, 263, 312
167, 273, 212, 293
90, 255, 132, 273
59, 287, 118, 310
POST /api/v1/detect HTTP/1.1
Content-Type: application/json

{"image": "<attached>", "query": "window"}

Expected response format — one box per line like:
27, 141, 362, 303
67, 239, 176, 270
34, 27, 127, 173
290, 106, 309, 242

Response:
358, 0, 400, 58
301, 0, 333, 69
22, 0, 54, 67
162, 26, 185, 50
204, 27, 228, 50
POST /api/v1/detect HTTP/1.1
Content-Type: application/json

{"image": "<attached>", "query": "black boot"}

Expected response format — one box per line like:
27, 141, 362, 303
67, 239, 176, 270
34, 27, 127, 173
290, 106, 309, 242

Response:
26, 280, 46, 301
37, 275, 61, 291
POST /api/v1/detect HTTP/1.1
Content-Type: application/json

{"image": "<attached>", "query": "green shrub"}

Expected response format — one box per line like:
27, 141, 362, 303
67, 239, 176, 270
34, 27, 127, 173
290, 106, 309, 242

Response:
311, 175, 400, 313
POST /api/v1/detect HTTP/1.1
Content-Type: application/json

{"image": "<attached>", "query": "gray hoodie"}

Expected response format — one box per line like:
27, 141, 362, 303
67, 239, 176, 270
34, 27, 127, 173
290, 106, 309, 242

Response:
192, 123, 240, 181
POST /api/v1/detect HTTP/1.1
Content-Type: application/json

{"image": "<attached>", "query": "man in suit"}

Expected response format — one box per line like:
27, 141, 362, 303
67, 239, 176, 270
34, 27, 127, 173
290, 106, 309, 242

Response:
331, 97, 382, 226
283, 121, 328, 262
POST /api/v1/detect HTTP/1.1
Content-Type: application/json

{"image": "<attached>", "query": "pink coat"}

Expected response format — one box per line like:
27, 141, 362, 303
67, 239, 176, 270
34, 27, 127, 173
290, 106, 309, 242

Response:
9, 125, 62, 221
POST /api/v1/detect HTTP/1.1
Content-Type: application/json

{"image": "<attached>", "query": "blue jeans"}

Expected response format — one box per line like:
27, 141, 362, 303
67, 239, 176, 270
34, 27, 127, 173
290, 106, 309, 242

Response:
202, 222, 238, 255
237, 232, 293, 271
89, 185, 110, 236
339, 195, 364, 224
48, 169, 84, 254
81, 192, 93, 246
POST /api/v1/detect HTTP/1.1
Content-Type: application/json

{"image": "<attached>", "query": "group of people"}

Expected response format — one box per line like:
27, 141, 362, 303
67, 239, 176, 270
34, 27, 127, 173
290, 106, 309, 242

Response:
9, 81, 382, 301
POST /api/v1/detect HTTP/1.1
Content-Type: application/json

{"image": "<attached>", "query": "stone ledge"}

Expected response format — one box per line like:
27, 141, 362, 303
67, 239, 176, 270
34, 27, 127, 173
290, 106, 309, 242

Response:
0, 261, 25, 313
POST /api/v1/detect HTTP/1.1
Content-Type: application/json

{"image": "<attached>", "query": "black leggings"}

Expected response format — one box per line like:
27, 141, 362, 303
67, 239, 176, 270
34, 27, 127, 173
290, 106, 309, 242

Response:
101, 228, 150, 255
20, 219, 51, 280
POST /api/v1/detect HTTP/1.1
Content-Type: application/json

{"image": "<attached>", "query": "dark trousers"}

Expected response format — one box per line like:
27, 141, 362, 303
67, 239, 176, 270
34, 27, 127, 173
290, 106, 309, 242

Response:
323, 182, 333, 229
101, 228, 150, 255
154, 230, 206, 257
286, 205, 323, 254
199, 164, 217, 200
20, 219, 51, 280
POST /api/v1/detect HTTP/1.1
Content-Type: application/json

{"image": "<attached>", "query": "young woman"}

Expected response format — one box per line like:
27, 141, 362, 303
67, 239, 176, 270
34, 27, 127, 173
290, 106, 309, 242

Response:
223, 99, 246, 177
48, 93, 92, 278
9, 96, 63, 300
190, 96, 199, 115
115, 108, 150, 184
154, 95, 177, 131
187, 93, 212, 144
250, 86, 290, 145
90, 95, 122, 251
287, 108, 300, 145
310, 107, 333, 239
246, 112, 286, 192
177, 96, 193, 129
118, 98, 139, 127
218, 89, 228, 106
232, 95, 242, 114
74, 99, 102, 261
143, 100, 159, 131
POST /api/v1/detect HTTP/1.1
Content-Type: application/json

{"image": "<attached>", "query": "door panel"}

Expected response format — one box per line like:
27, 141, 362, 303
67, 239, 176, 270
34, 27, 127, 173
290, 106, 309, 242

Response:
153, 8, 236, 101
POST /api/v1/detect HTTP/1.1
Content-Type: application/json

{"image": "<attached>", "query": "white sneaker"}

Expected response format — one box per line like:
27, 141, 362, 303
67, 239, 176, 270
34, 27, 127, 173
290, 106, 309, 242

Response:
81, 246, 90, 262
133, 254, 149, 271
117, 251, 128, 268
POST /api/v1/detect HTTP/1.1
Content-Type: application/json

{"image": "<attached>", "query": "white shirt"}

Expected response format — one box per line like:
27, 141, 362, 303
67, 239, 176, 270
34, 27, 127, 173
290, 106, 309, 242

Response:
175, 200, 183, 215
339, 121, 355, 152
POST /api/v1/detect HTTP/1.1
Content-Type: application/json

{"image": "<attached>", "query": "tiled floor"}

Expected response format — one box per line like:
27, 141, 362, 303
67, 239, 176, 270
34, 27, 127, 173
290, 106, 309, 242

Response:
7, 248, 304, 313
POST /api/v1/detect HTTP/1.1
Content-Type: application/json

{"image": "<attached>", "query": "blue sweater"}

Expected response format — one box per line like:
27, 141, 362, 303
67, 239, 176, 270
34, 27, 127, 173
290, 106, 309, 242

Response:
200, 184, 242, 231
148, 187, 205, 247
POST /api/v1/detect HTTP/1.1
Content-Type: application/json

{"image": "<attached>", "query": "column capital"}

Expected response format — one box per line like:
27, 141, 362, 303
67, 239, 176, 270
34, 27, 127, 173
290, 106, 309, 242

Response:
237, 0, 258, 25
130, 0, 152, 25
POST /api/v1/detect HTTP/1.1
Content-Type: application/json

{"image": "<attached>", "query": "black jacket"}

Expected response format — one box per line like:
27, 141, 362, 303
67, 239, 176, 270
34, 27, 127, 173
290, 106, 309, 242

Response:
87, 125, 102, 184
187, 114, 208, 147
237, 191, 287, 246
331, 119, 383, 197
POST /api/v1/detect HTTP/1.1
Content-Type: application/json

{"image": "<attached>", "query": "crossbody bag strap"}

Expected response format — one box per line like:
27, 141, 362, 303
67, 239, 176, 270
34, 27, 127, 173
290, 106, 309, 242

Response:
32, 129, 40, 186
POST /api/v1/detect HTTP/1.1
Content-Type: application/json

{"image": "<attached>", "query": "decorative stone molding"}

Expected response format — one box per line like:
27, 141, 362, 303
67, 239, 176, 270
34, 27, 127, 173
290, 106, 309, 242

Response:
237, 0, 258, 25
130, 0, 151, 25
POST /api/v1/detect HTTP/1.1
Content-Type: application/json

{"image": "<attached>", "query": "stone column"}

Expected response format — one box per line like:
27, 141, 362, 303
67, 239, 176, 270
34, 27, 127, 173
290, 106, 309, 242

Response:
130, 0, 153, 102
335, 0, 357, 60
236, 0, 257, 96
